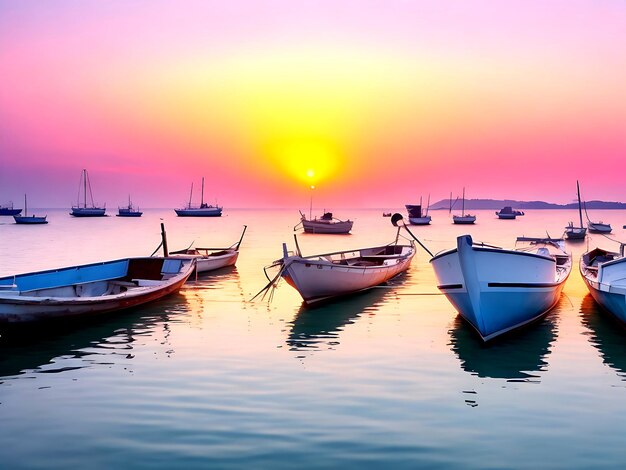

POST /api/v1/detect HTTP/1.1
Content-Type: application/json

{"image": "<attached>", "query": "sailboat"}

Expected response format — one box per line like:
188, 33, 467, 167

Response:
13, 194, 47, 224
117, 195, 143, 217
564, 181, 587, 240
584, 202, 612, 234
406, 195, 432, 225
175, 177, 223, 217
70, 169, 106, 217
294, 185, 353, 234
452, 188, 476, 224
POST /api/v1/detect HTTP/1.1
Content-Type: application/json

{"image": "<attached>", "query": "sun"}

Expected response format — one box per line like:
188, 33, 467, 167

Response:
267, 139, 341, 186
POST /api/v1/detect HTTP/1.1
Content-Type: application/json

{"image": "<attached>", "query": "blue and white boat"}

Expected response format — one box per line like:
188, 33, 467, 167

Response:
580, 245, 626, 324
430, 235, 571, 341
0, 257, 194, 324
70, 169, 106, 217
117, 195, 143, 217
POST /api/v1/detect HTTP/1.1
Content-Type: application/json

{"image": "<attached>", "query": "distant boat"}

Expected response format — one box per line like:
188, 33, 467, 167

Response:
452, 188, 476, 224
496, 206, 524, 220
580, 245, 626, 325
170, 226, 246, 273
117, 195, 143, 217
0, 257, 195, 324
175, 177, 222, 217
70, 169, 106, 217
431, 235, 571, 341
0, 202, 22, 216
13, 194, 47, 224
382, 212, 392, 217
295, 211, 354, 234
261, 238, 415, 304
406, 195, 432, 225
584, 202, 611, 233
564, 181, 586, 240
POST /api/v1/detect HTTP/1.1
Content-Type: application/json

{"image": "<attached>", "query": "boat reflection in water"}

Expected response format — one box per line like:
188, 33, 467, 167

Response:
0, 292, 189, 379
287, 287, 390, 352
448, 300, 561, 380
580, 294, 626, 381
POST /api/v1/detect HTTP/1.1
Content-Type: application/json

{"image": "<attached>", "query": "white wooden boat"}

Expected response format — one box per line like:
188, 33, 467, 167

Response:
267, 239, 415, 304
295, 211, 353, 234
0, 257, 195, 324
565, 181, 586, 239
580, 245, 626, 324
170, 226, 246, 273
14, 194, 47, 224
452, 188, 476, 224
70, 169, 106, 217
175, 177, 222, 217
496, 206, 524, 220
430, 235, 571, 341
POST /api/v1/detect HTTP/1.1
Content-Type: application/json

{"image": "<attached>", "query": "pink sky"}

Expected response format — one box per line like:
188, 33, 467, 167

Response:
1, 0, 626, 208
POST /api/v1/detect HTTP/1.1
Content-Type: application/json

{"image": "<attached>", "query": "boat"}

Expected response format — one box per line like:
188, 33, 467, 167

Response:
0, 256, 195, 324
452, 188, 476, 224
382, 212, 392, 217
295, 211, 353, 234
583, 202, 611, 234
430, 235, 571, 341
170, 226, 247, 273
496, 206, 524, 219
564, 181, 586, 240
0, 202, 22, 216
406, 195, 432, 225
260, 236, 415, 304
70, 169, 106, 217
13, 194, 47, 224
175, 177, 222, 217
117, 195, 143, 217
580, 244, 626, 324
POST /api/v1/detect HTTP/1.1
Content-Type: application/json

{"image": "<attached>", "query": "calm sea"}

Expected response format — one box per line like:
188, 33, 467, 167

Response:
1, 208, 626, 469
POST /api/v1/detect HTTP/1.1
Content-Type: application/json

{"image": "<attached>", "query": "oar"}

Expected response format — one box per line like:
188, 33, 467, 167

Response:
391, 213, 434, 258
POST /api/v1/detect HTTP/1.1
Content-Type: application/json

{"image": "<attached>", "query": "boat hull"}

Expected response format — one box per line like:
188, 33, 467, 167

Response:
430, 235, 570, 341
497, 214, 517, 220
0, 208, 22, 216
71, 207, 106, 217
301, 219, 353, 234
172, 251, 239, 273
408, 216, 431, 225
453, 216, 476, 224
13, 216, 47, 224
117, 210, 143, 217
0, 257, 194, 324
587, 223, 612, 234
282, 245, 414, 303
175, 208, 222, 217
565, 225, 586, 239
581, 256, 626, 324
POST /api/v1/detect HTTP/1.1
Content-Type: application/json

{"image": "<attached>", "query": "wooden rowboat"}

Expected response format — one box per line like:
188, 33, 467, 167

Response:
170, 226, 246, 273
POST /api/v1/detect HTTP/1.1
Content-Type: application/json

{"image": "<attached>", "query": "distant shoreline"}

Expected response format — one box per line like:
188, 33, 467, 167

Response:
428, 199, 626, 210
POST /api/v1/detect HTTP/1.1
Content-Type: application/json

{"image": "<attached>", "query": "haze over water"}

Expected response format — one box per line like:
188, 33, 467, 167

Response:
2, 208, 626, 468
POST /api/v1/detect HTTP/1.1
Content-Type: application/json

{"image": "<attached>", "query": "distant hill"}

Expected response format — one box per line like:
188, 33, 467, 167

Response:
429, 199, 626, 210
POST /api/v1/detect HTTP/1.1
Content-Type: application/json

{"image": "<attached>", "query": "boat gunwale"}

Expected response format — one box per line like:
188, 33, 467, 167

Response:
430, 245, 559, 263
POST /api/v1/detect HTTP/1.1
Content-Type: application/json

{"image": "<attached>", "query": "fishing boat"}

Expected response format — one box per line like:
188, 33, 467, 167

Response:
175, 177, 222, 217
564, 181, 586, 240
0, 256, 195, 324
406, 195, 432, 225
70, 169, 106, 217
0, 202, 21, 216
430, 235, 571, 341
259, 236, 415, 304
117, 195, 143, 217
295, 211, 353, 234
583, 202, 612, 234
13, 194, 47, 224
452, 188, 476, 224
580, 244, 626, 324
170, 226, 247, 273
495, 206, 524, 220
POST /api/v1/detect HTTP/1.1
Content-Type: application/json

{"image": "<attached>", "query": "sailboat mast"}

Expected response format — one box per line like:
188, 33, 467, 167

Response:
188, 183, 194, 209
83, 169, 87, 208
426, 194, 431, 217
201, 177, 205, 206
462, 187, 466, 216
24, 193, 27, 217
576, 180, 583, 227
309, 186, 313, 220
